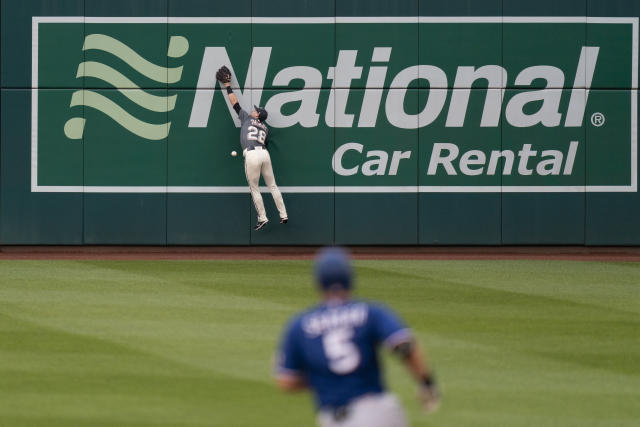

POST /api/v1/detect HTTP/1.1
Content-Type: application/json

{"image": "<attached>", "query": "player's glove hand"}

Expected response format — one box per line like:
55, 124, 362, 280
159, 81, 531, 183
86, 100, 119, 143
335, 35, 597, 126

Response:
216, 65, 232, 83
418, 375, 441, 414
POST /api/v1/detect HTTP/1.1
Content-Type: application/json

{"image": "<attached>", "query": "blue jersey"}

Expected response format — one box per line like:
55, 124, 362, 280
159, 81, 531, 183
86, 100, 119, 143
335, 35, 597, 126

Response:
276, 300, 412, 409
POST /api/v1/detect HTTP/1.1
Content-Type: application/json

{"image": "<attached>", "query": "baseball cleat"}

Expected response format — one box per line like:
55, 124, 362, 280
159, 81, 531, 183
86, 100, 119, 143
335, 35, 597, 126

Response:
280, 218, 288, 224
253, 220, 269, 231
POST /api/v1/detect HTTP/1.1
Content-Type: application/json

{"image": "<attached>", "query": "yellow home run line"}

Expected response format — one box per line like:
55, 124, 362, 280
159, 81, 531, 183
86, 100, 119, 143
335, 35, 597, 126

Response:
77, 61, 177, 112
70, 90, 170, 140
83, 34, 183, 84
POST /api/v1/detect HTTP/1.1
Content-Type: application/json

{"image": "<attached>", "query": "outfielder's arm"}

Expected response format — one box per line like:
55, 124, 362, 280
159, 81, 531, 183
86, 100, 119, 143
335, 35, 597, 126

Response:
216, 65, 242, 115
395, 340, 431, 380
393, 339, 441, 413
275, 373, 308, 392
275, 326, 309, 393
223, 82, 240, 110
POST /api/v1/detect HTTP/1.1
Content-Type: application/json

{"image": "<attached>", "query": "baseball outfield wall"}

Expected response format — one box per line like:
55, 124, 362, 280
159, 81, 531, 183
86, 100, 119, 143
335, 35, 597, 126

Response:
1, 0, 639, 245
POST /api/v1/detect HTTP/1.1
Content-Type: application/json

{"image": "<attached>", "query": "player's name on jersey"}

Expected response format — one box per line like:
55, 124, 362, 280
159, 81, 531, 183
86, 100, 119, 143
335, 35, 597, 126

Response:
190, 46, 597, 130
302, 303, 368, 337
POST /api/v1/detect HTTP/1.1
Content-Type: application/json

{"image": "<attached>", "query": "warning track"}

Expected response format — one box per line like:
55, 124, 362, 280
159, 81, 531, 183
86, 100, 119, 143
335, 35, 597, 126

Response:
1, 246, 639, 262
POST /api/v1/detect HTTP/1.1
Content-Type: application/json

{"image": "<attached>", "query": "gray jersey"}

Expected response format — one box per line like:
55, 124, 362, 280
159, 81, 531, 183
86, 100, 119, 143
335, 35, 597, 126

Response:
238, 109, 269, 151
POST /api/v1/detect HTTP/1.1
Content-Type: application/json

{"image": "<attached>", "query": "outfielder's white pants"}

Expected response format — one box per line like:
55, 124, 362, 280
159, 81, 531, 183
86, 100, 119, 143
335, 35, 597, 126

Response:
243, 147, 287, 222
317, 393, 408, 427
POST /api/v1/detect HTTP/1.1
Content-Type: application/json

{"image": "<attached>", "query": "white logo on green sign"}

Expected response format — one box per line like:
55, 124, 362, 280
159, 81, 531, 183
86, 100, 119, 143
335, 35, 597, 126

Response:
31, 17, 637, 193
64, 34, 189, 141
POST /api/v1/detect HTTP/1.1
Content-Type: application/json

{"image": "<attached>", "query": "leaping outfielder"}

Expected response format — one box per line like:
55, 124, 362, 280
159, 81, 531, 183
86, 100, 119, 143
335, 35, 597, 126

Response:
216, 65, 288, 231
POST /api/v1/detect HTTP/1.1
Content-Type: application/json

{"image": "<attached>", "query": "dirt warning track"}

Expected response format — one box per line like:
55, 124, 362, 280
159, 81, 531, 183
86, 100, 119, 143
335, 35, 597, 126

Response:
1, 246, 639, 262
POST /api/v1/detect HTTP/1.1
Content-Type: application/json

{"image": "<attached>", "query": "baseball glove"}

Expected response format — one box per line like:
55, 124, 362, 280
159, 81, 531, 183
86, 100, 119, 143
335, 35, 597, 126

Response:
216, 65, 232, 83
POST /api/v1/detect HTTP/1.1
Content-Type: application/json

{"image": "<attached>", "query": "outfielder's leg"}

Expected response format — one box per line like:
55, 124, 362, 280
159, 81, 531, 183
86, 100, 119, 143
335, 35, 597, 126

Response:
244, 151, 267, 222
261, 151, 288, 219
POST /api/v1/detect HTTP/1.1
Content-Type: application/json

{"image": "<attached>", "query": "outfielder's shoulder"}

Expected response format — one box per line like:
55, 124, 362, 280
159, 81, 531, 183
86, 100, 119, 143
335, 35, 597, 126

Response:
349, 299, 386, 314
283, 311, 304, 329
297, 303, 326, 320
238, 108, 250, 122
366, 300, 395, 314
365, 301, 409, 327
284, 304, 321, 331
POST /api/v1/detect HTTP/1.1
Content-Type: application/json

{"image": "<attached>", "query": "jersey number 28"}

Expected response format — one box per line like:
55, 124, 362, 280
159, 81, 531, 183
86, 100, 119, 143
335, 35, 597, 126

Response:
322, 327, 361, 375
247, 126, 266, 144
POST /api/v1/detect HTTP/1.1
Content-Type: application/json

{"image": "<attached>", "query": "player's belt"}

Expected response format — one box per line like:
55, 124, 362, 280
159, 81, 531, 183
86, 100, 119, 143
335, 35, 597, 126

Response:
320, 393, 382, 422
243, 146, 266, 157
319, 404, 351, 423
330, 406, 349, 422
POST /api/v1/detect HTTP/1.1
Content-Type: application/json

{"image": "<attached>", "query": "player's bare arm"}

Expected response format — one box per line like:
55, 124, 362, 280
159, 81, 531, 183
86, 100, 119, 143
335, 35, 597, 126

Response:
275, 372, 308, 392
222, 81, 240, 108
225, 82, 239, 107
217, 66, 261, 119
216, 65, 241, 111
392, 339, 441, 413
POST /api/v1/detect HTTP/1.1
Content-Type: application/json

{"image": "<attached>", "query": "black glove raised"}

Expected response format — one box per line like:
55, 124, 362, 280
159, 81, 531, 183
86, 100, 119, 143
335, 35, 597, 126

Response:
216, 65, 232, 83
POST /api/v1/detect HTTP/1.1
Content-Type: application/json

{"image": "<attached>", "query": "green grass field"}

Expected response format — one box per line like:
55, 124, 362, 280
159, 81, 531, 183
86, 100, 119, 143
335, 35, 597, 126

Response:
1, 259, 639, 426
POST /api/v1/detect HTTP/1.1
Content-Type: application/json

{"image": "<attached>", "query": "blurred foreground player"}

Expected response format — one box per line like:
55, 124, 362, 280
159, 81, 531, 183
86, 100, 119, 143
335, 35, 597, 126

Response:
275, 247, 440, 427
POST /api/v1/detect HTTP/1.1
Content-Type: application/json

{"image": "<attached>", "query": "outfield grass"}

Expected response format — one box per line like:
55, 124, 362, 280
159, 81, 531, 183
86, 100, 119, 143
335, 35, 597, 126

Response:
0, 259, 638, 426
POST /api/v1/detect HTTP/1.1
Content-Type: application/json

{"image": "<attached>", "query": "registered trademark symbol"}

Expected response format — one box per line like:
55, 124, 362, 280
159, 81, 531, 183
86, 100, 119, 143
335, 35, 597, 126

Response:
591, 112, 605, 127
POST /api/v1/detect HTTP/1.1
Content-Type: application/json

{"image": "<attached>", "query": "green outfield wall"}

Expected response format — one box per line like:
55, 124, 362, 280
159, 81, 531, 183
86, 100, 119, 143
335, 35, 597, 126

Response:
1, 0, 639, 245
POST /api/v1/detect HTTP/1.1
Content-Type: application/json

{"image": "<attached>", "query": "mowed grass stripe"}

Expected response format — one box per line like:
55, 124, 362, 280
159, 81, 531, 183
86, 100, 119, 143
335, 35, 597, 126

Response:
0, 260, 638, 427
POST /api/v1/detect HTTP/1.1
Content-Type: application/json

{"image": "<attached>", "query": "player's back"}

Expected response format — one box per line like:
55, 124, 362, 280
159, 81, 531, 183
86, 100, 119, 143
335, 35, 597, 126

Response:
279, 300, 410, 409
238, 109, 269, 150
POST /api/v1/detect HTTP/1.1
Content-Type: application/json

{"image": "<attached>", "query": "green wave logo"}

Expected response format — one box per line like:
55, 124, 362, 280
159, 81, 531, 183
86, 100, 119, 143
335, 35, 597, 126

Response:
64, 34, 189, 141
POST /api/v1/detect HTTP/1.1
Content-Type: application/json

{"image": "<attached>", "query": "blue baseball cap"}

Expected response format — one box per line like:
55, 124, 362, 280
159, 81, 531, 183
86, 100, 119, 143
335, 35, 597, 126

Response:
314, 247, 353, 291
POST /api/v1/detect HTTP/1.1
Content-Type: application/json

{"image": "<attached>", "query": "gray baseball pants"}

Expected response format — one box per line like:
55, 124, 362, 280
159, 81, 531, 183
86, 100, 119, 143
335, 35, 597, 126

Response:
243, 147, 287, 222
317, 393, 409, 427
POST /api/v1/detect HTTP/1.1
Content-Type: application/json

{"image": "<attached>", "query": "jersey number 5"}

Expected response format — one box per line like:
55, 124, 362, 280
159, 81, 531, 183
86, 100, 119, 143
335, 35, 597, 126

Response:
247, 126, 266, 144
322, 328, 361, 375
